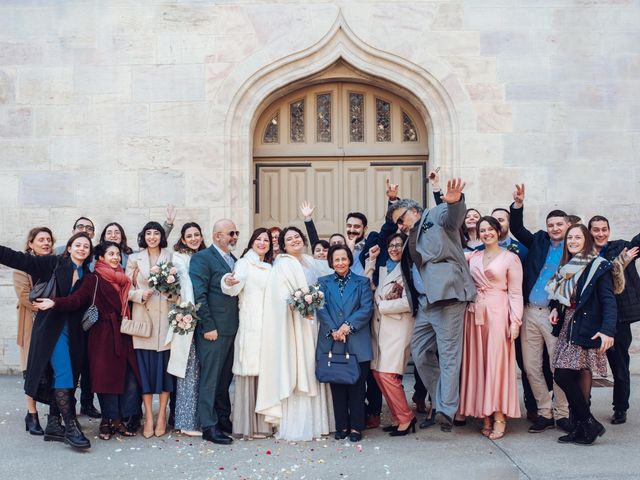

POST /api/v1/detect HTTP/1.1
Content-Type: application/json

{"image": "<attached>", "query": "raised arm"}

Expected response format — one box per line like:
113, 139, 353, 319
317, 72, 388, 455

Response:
509, 184, 535, 247
300, 201, 320, 247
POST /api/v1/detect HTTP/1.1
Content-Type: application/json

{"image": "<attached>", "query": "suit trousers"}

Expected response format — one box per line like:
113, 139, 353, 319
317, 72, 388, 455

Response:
606, 322, 632, 412
330, 361, 370, 432
410, 296, 466, 419
196, 334, 234, 429
520, 306, 569, 419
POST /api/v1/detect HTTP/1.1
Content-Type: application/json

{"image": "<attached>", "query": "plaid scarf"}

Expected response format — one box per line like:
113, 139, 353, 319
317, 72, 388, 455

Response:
545, 252, 596, 307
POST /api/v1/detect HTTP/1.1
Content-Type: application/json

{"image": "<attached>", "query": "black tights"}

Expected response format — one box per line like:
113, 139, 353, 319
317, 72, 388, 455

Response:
554, 368, 592, 422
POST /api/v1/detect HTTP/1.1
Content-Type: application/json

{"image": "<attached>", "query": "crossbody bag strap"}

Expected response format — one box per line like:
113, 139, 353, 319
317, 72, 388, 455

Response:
90, 277, 99, 306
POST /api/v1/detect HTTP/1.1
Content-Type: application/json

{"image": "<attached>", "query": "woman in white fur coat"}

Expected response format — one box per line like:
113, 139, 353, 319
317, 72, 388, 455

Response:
221, 228, 274, 439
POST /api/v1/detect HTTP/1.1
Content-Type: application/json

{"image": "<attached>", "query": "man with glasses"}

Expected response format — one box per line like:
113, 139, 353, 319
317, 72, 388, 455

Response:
190, 219, 240, 445
389, 179, 476, 432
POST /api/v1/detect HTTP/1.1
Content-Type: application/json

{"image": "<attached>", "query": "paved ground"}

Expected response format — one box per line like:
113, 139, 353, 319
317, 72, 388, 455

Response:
0, 374, 638, 480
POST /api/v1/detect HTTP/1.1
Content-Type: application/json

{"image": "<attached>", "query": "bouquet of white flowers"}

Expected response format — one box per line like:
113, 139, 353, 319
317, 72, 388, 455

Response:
148, 261, 181, 297
168, 302, 200, 335
287, 283, 325, 318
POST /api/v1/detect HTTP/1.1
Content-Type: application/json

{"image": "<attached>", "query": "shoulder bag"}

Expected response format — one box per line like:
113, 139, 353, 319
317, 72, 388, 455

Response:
81, 277, 100, 332
29, 272, 57, 303
315, 341, 360, 385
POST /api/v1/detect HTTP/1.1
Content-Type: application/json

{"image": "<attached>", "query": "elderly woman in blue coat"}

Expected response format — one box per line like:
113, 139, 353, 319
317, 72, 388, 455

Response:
546, 224, 617, 445
317, 244, 374, 443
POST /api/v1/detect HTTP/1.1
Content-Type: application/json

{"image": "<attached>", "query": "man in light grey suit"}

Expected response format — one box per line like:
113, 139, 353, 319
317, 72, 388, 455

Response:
390, 179, 476, 431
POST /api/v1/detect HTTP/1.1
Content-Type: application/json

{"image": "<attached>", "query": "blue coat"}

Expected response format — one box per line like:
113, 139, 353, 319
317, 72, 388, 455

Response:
316, 272, 374, 363
551, 258, 617, 349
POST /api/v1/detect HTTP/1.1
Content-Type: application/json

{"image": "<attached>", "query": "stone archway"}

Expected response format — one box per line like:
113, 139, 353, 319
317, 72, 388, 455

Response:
223, 11, 474, 229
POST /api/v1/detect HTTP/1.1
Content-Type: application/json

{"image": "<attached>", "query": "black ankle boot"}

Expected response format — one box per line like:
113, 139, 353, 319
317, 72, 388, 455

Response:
43, 415, 65, 442
25, 412, 44, 436
54, 388, 91, 450
574, 415, 605, 445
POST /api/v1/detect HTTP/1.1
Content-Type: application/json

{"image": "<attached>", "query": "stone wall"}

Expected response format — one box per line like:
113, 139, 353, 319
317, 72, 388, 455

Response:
0, 0, 639, 372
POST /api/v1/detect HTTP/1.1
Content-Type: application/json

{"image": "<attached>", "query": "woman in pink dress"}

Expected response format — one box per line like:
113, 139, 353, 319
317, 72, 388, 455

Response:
458, 216, 524, 440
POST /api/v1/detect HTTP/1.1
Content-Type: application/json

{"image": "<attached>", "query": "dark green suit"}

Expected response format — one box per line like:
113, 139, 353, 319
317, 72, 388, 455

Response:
190, 245, 239, 429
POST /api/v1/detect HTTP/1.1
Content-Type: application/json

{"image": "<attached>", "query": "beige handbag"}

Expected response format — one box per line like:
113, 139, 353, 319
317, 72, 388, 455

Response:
120, 310, 152, 338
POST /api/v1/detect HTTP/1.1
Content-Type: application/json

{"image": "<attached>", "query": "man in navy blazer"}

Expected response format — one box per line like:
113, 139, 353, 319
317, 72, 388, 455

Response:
190, 219, 240, 445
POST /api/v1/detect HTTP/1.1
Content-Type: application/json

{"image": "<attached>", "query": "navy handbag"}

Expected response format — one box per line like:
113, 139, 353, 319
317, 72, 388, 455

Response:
316, 341, 360, 385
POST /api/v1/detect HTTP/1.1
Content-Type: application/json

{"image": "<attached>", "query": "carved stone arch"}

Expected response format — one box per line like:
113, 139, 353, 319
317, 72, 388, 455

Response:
223, 12, 474, 227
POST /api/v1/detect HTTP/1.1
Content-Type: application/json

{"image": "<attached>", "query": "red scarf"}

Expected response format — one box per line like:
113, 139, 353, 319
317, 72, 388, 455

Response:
94, 259, 131, 318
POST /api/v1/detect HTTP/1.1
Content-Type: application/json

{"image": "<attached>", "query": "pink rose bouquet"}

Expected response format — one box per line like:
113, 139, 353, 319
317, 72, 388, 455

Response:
287, 283, 325, 318
168, 301, 200, 335
148, 261, 181, 297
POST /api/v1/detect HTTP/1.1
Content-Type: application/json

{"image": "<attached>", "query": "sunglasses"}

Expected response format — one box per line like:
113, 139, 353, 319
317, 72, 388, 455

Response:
225, 231, 240, 237
395, 209, 409, 227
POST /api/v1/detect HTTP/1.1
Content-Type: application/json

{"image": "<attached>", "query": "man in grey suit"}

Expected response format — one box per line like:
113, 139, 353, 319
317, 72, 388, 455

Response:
390, 179, 476, 431
190, 219, 240, 445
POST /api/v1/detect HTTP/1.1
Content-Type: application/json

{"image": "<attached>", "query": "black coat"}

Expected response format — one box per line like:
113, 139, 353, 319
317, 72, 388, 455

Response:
509, 203, 555, 305
0, 246, 88, 401
551, 258, 617, 349
600, 234, 640, 324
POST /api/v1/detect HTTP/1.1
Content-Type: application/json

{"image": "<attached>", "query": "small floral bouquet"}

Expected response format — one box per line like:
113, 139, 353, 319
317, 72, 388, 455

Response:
506, 243, 520, 255
168, 302, 200, 335
149, 261, 181, 297
288, 283, 325, 318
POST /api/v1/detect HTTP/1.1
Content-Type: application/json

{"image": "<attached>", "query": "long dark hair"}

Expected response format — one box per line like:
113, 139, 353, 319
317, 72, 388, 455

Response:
24, 227, 55, 253
174, 222, 206, 254
241, 228, 274, 264
63, 232, 94, 266
137, 221, 167, 249
99, 222, 133, 255
560, 224, 596, 266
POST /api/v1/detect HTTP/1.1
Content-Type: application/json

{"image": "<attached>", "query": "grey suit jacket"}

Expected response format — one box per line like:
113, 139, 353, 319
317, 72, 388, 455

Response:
189, 245, 239, 336
415, 201, 476, 304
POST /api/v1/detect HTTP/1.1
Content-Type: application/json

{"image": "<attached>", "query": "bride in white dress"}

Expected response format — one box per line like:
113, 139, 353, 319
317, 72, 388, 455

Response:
255, 226, 334, 441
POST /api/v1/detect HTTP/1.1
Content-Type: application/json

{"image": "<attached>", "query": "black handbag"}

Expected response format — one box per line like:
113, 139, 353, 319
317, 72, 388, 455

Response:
315, 341, 360, 385
81, 277, 99, 332
28, 272, 57, 302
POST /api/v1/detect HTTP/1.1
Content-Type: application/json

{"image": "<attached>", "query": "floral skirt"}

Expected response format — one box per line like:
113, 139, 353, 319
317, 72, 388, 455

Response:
553, 308, 607, 376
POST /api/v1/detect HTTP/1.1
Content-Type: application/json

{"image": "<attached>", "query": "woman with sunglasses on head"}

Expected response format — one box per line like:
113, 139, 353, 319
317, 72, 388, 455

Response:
546, 224, 617, 445
458, 216, 523, 440
126, 222, 175, 438
1, 233, 94, 449
13, 227, 55, 436
166, 222, 206, 437
364, 233, 417, 437
221, 228, 274, 439
36, 241, 141, 441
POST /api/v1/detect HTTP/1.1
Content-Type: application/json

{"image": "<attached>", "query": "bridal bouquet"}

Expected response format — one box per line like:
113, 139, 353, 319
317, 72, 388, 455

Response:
148, 261, 181, 297
288, 283, 325, 318
168, 302, 200, 335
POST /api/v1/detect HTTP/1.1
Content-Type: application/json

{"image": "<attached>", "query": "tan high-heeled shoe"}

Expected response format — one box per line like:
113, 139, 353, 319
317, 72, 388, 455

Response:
143, 417, 154, 439
489, 419, 506, 440
155, 418, 167, 437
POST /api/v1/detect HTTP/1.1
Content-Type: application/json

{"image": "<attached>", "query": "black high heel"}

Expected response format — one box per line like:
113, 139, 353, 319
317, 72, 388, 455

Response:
389, 418, 417, 437
382, 424, 398, 432
334, 430, 348, 440
25, 412, 44, 436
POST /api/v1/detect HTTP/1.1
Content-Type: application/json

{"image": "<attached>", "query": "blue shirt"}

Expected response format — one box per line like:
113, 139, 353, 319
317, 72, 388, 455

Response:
528, 242, 563, 307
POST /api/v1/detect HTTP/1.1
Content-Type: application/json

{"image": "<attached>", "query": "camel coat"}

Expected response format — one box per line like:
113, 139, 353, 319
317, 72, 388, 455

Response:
369, 264, 414, 374
126, 248, 173, 352
13, 270, 36, 371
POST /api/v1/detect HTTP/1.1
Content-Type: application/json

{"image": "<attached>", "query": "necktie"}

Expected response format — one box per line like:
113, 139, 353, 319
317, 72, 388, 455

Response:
223, 253, 235, 269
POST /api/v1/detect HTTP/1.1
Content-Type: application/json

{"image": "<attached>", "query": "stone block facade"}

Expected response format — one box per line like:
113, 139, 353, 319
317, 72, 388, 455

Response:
0, 0, 639, 372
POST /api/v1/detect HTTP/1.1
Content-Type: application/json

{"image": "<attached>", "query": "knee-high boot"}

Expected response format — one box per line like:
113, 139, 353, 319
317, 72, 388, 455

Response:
43, 393, 65, 442
54, 389, 91, 449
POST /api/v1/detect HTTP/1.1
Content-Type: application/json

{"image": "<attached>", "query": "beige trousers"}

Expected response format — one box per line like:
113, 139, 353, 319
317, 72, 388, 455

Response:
520, 306, 569, 419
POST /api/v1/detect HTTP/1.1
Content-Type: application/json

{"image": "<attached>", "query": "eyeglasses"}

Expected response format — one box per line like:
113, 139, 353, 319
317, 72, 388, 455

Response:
388, 242, 404, 250
225, 231, 240, 237
74, 224, 95, 233
395, 209, 409, 227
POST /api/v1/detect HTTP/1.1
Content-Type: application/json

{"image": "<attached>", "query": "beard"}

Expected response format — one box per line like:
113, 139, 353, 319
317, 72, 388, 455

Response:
347, 231, 364, 243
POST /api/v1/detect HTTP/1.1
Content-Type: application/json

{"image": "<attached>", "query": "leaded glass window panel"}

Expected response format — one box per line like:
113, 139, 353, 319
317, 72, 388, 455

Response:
290, 99, 305, 143
263, 112, 279, 144
349, 92, 364, 142
376, 98, 391, 142
402, 111, 418, 142
316, 93, 331, 142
